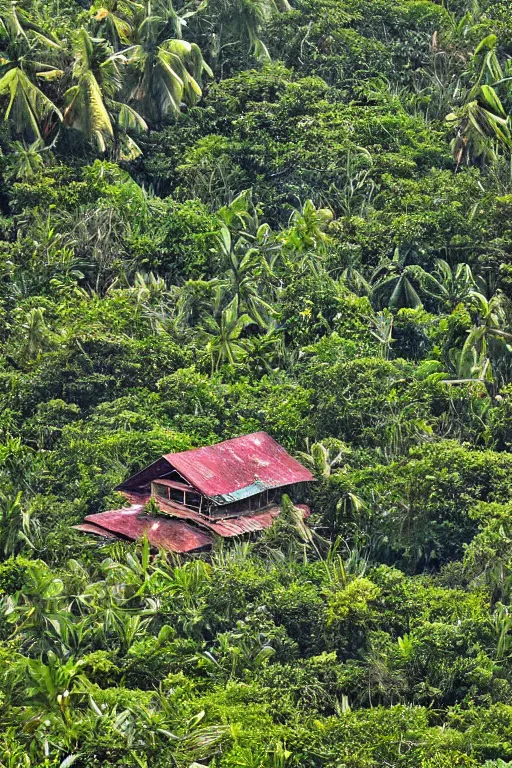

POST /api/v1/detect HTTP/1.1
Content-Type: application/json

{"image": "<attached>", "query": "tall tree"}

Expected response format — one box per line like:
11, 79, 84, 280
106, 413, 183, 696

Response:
0, 2, 62, 139
123, 0, 212, 126
63, 27, 146, 156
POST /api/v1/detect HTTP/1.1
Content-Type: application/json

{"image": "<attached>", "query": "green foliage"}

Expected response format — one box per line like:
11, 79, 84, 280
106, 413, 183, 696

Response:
3, 0, 512, 764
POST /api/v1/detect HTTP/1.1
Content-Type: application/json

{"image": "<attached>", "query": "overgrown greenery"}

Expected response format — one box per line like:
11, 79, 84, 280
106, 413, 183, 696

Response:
4, 0, 512, 765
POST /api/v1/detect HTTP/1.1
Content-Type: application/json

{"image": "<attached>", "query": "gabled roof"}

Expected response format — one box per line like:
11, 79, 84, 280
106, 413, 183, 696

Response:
118, 431, 314, 503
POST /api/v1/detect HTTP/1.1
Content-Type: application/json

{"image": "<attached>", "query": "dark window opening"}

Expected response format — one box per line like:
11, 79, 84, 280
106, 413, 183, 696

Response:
185, 492, 202, 509
153, 483, 169, 500
169, 488, 185, 504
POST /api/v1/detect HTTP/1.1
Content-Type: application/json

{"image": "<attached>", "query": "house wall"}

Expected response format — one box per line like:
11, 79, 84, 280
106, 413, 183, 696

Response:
152, 482, 204, 513
207, 488, 283, 519
151, 478, 308, 521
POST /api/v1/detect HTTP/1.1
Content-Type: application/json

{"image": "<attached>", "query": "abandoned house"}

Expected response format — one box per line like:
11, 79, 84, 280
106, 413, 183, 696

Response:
75, 431, 315, 553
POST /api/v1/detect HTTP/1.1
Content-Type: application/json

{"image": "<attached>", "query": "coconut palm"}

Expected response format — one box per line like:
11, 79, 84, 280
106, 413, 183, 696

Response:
123, 0, 212, 126
0, 2, 63, 139
63, 28, 146, 156
92, 0, 138, 50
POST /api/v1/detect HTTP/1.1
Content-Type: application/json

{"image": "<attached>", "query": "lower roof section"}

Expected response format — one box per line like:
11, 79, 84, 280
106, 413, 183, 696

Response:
81, 505, 213, 553
74, 523, 118, 538
76, 498, 311, 553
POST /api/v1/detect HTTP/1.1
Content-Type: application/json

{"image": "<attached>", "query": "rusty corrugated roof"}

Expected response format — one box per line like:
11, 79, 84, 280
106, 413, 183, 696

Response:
73, 523, 118, 538
165, 432, 314, 502
83, 506, 213, 553
157, 498, 310, 536
77, 499, 311, 551
118, 432, 314, 503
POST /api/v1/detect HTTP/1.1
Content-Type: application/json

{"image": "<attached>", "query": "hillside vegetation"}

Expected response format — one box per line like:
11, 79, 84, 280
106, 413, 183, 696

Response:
3, 0, 512, 765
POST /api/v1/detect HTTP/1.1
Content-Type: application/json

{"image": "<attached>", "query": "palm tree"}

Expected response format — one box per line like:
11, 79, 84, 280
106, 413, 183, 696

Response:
202, 295, 253, 372
123, 0, 212, 126
205, 0, 291, 64
220, 0, 273, 61
92, 0, 138, 50
4, 137, 46, 180
63, 28, 146, 156
217, 225, 274, 328
0, 2, 63, 139
371, 247, 423, 311
407, 259, 484, 312
446, 35, 512, 166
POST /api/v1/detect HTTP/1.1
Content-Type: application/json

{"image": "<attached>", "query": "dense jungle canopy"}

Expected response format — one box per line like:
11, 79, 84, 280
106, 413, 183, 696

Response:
4, 0, 512, 765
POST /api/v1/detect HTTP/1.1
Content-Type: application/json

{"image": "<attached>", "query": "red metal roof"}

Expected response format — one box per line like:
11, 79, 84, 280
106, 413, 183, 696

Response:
118, 432, 314, 502
84, 506, 213, 553
77, 499, 311, 551
73, 523, 118, 538
165, 432, 314, 500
